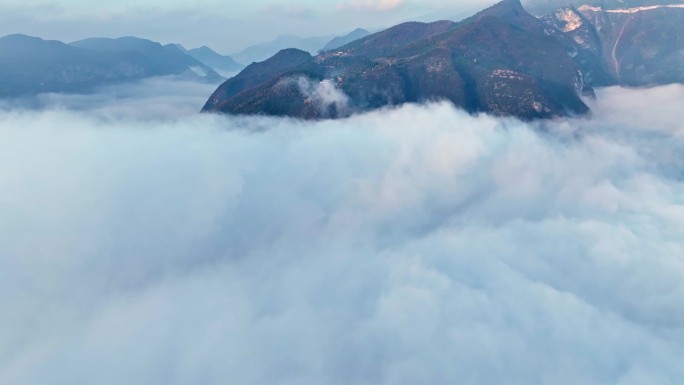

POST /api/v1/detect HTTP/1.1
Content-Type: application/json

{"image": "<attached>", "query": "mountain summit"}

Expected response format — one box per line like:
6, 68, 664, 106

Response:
203, 0, 590, 120
203, 0, 683, 120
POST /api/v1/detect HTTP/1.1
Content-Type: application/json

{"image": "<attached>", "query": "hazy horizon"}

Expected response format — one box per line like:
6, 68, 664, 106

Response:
0, 0, 495, 54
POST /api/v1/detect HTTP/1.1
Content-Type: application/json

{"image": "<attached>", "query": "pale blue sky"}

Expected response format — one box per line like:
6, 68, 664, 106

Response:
0, 0, 495, 53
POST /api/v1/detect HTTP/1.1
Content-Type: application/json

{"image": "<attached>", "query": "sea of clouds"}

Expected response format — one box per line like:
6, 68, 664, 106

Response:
0, 83, 683, 384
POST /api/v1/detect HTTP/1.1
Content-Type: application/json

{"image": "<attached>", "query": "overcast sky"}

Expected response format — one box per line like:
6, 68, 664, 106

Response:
0, 0, 495, 53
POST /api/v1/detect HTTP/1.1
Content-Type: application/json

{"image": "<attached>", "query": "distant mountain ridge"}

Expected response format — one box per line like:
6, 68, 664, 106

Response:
171, 44, 244, 75
231, 34, 333, 65
70, 37, 223, 82
0, 35, 223, 98
231, 29, 374, 65
203, 0, 684, 120
322, 29, 371, 52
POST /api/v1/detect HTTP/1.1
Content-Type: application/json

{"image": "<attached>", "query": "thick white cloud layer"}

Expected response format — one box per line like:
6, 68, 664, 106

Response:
1, 86, 683, 384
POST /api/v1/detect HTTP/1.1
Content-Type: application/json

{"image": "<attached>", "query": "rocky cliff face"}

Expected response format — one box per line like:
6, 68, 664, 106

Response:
567, 4, 684, 85
524, 0, 675, 14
